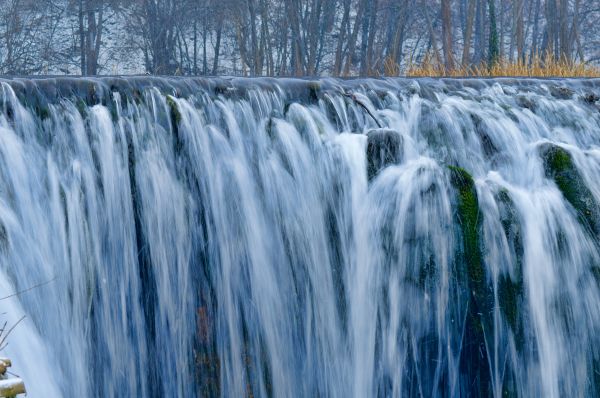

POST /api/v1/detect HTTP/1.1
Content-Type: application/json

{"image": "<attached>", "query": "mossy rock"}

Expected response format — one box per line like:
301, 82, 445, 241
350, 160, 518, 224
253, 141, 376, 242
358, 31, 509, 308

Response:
166, 96, 185, 154
539, 143, 600, 237
166, 96, 182, 124
37, 105, 51, 120
366, 129, 403, 181
495, 189, 526, 353
75, 99, 87, 118
448, 165, 493, 397
448, 166, 484, 288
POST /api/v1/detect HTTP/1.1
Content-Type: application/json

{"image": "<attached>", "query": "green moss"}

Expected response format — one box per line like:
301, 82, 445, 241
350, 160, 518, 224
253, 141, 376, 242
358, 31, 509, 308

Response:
109, 105, 119, 123
166, 96, 182, 124
498, 275, 520, 332
448, 166, 483, 289
495, 189, 526, 353
448, 165, 493, 396
75, 99, 87, 118
37, 105, 50, 121
166, 96, 184, 154
540, 144, 600, 236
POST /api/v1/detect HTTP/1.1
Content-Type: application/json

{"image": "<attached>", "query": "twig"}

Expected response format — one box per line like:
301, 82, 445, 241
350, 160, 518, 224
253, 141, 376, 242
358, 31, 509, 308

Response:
0, 316, 25, 348
0, 276, 57, 301
342, 90, 382, 128
6, 370, 21, 378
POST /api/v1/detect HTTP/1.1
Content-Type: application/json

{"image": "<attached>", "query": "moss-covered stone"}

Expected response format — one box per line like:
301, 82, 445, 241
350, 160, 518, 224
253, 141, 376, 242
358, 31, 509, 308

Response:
449, 166, 484, 288
35, 105, 51, 121
448, 165, 493, 397
539, 143, 600, 237
166, 96, 182, 124
166, 96, 184, 154
495, 189, 526, 353
75, 99, 87, 118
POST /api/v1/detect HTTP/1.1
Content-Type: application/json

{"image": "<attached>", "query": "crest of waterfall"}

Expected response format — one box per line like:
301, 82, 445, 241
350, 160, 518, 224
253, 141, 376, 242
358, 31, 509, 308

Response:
0, 77, 599, 397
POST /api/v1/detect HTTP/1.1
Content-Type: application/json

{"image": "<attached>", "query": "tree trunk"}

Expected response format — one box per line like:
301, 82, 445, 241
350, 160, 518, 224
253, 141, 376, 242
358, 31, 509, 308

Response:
423, 0, 443, 67
441, 0, 455, 71
488, 0, 500, 66
462, 0, 477, 66
333, 0, 350, 76
558, 0, 569, 61
343, 0, 366, 76
78, 0, 86, 75
514, 0, 524, 63
530, 0, 541, 60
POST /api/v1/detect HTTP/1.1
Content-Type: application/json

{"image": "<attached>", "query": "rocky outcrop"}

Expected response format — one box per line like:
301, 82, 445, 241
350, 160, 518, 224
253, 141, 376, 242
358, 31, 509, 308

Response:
366, 129, 403, 180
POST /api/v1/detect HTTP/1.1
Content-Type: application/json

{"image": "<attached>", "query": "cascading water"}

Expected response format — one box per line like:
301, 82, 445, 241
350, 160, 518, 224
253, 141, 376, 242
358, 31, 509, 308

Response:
0, 77, 599, 397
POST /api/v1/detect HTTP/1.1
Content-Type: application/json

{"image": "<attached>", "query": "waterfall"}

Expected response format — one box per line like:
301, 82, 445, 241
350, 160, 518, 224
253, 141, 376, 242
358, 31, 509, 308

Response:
0, 77, 599, 397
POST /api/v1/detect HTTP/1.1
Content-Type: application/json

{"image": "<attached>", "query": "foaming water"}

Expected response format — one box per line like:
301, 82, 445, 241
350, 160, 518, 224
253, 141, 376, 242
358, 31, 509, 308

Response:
0, 77, 599, 397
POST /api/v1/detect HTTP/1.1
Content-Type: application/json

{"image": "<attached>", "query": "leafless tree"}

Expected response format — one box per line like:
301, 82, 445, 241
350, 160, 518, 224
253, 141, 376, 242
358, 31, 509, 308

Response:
0, 0, 599, 75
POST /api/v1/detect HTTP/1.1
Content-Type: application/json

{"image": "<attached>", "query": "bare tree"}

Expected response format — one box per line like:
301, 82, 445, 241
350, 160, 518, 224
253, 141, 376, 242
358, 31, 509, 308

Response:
441, 0, 455, 70
1, 0, 600, 76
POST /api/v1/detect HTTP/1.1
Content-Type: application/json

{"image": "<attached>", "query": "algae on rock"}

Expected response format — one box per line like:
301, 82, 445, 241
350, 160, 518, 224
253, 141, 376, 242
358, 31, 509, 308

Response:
539, 143, 600, 236
448, 165, 494, 398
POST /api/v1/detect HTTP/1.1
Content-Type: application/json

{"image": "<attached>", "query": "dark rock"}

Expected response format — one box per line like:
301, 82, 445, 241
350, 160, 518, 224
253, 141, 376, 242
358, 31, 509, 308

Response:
549, 85, 574, 100
516, 95, 536, 111
581, 92, 600, 104
448, 165, 493, 398
366, 129, 403, 180
495, 189, 526, 353
539, 143, 600, 237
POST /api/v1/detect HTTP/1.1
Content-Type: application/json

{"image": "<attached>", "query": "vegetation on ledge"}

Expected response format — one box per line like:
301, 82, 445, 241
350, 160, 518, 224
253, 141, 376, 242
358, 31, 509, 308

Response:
405, 54, 600, 77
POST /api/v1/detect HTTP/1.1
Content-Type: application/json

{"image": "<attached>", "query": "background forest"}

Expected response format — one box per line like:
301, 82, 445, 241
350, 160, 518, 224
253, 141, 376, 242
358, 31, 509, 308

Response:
0, 0, 599, 76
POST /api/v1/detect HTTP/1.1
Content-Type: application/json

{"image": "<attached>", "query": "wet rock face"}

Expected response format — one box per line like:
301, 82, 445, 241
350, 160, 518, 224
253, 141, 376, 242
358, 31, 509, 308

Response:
447, 166, 493, 398
539, 143, 600, 236
366, 129, 403, 181
581, 92, 600, 105
549, 85, 574, 100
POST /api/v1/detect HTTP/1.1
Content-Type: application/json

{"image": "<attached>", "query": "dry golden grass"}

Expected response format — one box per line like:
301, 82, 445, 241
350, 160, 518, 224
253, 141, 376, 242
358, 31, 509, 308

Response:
399, 52, 600, 78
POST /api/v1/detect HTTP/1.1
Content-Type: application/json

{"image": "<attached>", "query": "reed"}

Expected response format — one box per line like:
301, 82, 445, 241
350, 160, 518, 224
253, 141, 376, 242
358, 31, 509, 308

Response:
400, 52, 600, 77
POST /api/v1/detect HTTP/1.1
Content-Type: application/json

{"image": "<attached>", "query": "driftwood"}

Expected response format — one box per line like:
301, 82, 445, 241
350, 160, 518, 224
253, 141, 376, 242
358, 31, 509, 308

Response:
342, 91, 383, 128
0, 358, 26, 397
